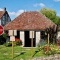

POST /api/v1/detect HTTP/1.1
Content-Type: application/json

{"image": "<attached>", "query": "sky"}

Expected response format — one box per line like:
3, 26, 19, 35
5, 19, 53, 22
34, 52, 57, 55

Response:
0, 0, 60, 20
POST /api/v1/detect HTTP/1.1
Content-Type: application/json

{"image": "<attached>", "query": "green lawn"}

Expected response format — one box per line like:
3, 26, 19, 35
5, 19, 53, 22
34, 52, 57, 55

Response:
0, 45, 60, 60
0, 45, 45, 60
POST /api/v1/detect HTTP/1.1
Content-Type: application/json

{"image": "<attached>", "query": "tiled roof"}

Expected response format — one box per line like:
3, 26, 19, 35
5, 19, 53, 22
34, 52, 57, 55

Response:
0, 11, 5, 19
4, 11, 56, 31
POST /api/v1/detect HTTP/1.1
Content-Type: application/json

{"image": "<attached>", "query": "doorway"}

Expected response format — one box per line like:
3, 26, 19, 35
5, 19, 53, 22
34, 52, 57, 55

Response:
24, 31, 36, 47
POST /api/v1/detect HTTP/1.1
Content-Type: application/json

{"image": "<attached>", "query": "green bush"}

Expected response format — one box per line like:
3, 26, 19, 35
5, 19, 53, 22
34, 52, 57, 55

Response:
42, 45, 60, 55
4, 40, 22, 47
15, 38, 22, 46
0, 33, 7, 45
4, 42, 12, 47
0, 35, 6, 45
2, 33, 7, 39
15, 40, 22, 46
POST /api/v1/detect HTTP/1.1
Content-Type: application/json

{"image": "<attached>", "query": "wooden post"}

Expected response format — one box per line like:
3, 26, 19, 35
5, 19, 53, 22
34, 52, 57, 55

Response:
46, 33, 50, 52
31, 31, 33, 47
31, 31, 34, 58
12, 41, 14, 59
48, 33, 49, 46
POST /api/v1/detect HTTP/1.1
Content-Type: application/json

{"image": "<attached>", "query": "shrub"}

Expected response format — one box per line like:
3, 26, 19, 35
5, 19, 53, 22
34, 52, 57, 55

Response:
57, 40, 60, 46
15, 38, 22, 46
15, 40, 22, 46
43, 45, 60, 55
4, 42, 12, 47
4, 38, 22, 47
51, 48, 57, 55
0, 35, 6, 45
2, 33, 7, 39
43, 46, 51, 55
43, 45, 56, 55
44, 46, 51, 52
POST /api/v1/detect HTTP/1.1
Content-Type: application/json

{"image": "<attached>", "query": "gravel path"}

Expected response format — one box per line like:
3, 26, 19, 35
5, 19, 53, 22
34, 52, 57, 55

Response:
32, 54, 60, 60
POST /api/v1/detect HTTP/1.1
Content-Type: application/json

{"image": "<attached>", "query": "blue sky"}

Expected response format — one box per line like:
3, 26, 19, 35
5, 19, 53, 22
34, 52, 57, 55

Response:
0, 0, 60, 20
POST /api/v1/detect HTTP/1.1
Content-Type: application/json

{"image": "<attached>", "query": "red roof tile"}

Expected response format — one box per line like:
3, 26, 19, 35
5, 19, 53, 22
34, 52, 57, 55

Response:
4, 11, 56, 31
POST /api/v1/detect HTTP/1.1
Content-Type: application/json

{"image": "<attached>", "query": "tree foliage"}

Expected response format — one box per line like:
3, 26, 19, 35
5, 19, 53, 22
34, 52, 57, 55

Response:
40, 8, 60, 25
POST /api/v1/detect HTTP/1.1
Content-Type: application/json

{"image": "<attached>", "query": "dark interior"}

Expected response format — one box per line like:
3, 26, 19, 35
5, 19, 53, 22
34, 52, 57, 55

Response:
15, 31, 20, 38
24, 31, 36, 47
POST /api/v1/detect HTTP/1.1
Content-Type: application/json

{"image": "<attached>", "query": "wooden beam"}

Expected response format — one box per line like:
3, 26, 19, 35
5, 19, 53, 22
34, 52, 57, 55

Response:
12, 41, 14, 59
48, 33, 49, 46
31, 31, 33, 47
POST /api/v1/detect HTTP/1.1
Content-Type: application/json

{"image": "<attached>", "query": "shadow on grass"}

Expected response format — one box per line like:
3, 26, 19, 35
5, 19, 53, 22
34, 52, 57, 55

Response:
32, 49, 40, 57
14, 51, 26, 59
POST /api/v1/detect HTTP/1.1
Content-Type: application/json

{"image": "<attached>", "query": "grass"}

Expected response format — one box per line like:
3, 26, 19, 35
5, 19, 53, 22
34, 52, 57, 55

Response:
0, 45, 44, 60
0, 45, 60, 60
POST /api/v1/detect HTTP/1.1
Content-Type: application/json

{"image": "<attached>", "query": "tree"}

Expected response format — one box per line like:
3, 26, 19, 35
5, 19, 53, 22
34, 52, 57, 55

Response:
40, 8, 59, 44
55, 16, 60, 25
40, 8, 60, 25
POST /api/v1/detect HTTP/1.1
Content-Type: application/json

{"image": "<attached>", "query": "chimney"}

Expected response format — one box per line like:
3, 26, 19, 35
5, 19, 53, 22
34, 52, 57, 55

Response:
4, 7, 6, 11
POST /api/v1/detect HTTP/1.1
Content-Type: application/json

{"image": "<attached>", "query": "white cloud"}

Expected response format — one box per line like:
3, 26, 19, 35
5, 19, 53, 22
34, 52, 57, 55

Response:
0, 8, 25, 20
54, 0, 60, 2
8, 9, 25, 20
0, 8, 4, 11
0, 8, 25, 16
34, 3, 45, 7
16, 10, 25, 16
39, 3, 45, 7
8, 9, 25, 17
8, 12, 15, 16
